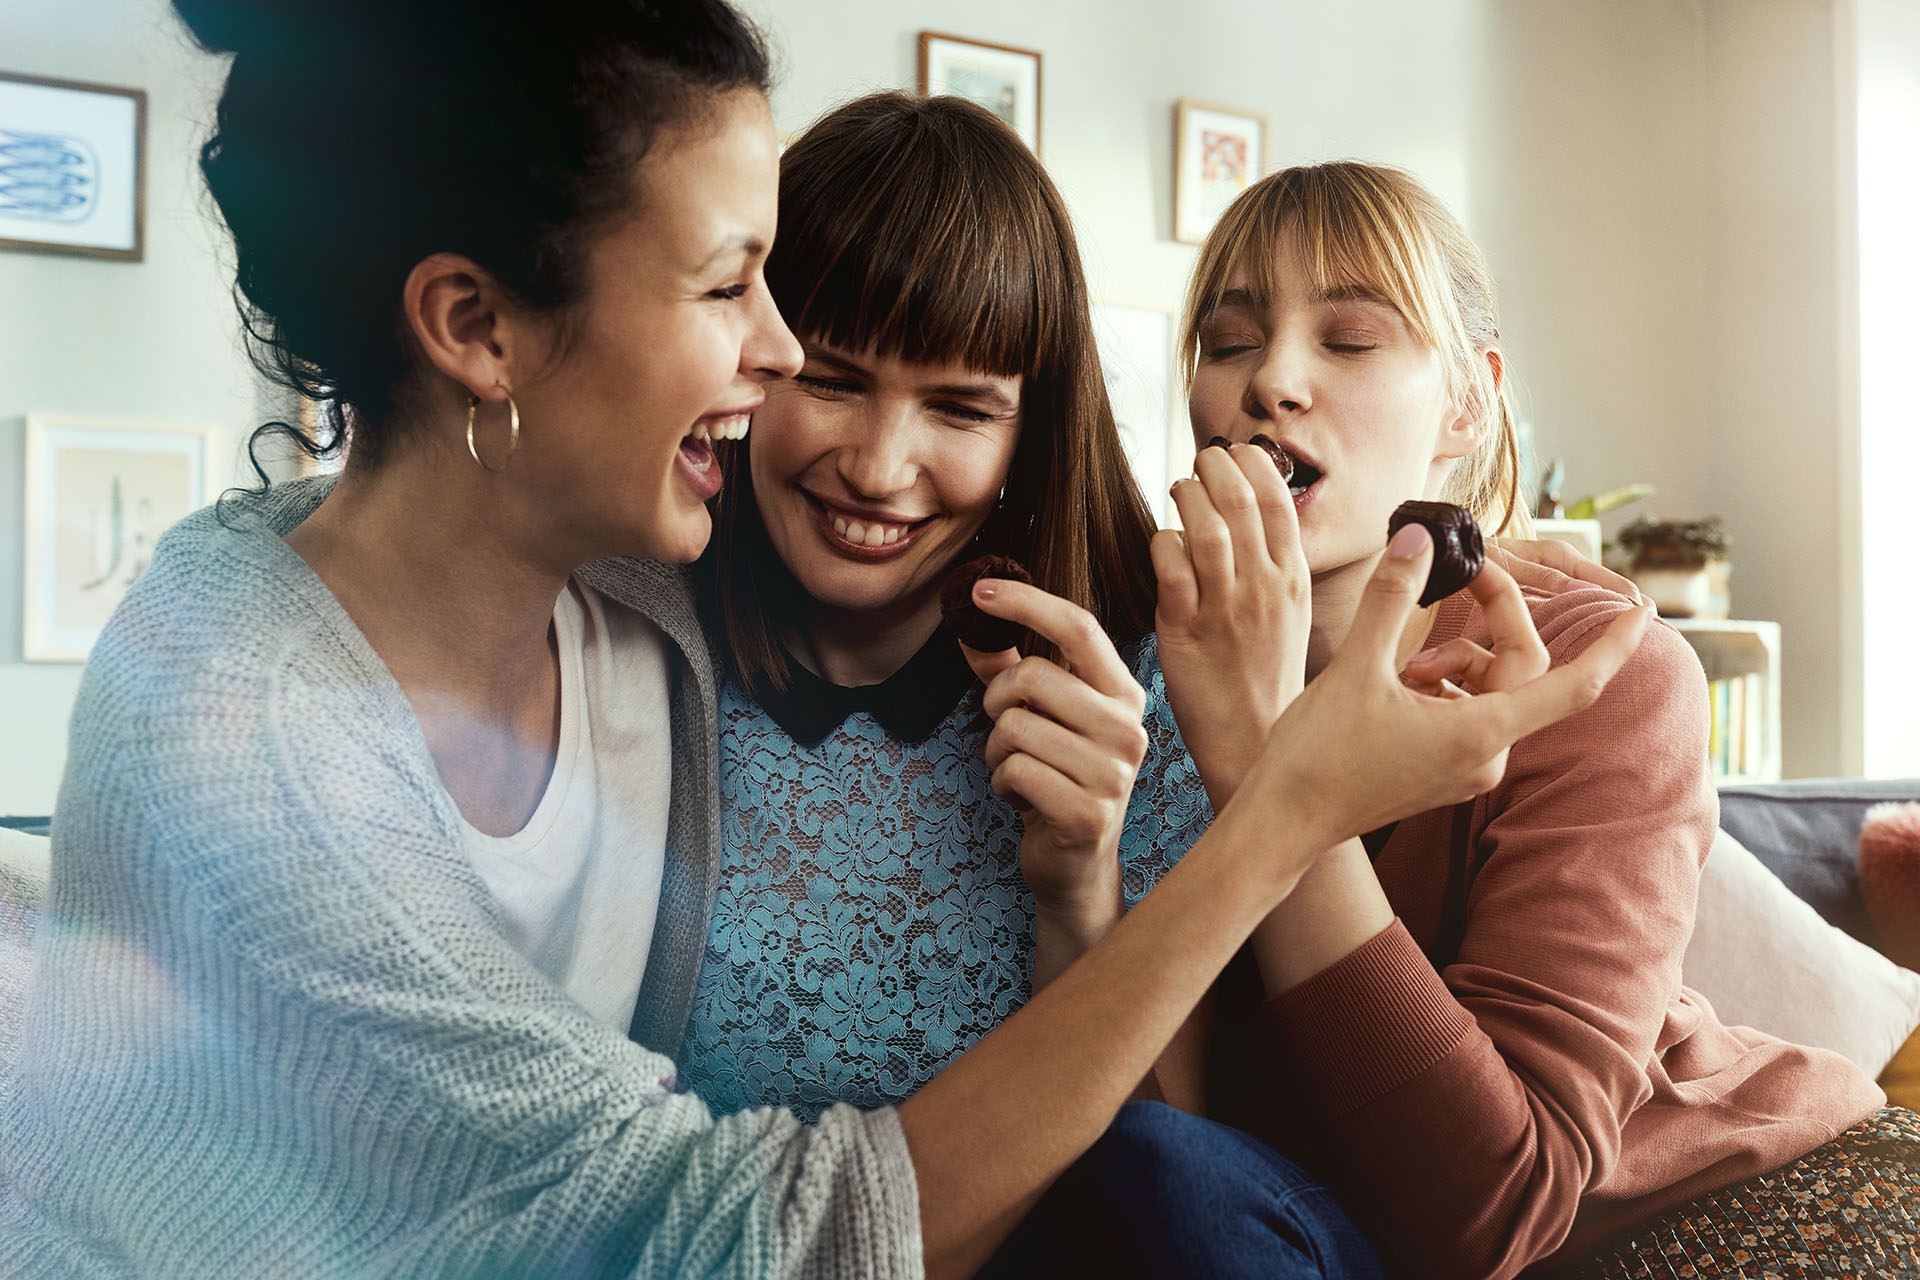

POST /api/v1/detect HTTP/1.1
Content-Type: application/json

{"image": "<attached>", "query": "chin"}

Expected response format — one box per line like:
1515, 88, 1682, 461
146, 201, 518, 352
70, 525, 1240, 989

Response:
641, 511, 714, 566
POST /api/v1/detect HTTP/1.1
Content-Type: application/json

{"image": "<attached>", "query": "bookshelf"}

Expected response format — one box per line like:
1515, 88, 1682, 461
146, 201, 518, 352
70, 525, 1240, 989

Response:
1669, 619, 1781, 784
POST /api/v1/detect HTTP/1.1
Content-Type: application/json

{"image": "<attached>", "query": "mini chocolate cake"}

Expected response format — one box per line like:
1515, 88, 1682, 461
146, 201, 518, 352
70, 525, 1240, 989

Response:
940, 555, 1034, 651
1248, 434, 1296, 484
1388, 500, 1485, 607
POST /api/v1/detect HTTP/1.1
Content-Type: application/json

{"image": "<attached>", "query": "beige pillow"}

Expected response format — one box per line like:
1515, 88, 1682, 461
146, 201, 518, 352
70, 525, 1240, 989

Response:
1683, 826, 1920, 1076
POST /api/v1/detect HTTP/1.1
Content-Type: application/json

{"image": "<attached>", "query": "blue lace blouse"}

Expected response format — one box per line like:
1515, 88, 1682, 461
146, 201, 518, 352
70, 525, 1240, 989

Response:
677, 633, 1213, 1121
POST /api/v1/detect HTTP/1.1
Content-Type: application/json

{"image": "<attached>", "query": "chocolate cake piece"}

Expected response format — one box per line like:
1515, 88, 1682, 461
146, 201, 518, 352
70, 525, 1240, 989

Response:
1388, 500, 1485, 607
1248, 434, 1296, 484
940, 555, 1034, 651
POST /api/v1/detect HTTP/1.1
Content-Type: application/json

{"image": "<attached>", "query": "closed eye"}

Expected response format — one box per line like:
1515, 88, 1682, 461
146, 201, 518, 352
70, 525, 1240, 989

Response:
934, 401, 999, 424
794, 372, 858, 395
706, 282, 749, 301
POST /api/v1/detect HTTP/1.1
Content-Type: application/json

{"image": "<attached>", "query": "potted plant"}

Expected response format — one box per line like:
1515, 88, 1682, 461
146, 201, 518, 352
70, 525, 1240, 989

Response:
1616, 515, 1732, 618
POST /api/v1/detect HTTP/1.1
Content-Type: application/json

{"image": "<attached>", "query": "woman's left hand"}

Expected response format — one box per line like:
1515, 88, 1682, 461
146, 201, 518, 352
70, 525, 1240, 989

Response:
960, 585, 1149, 950
1489, 536, 1644, 602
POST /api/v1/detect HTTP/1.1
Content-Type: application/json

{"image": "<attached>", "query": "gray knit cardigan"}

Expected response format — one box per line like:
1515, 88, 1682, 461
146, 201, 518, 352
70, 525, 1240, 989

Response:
0, 478, 922, 1279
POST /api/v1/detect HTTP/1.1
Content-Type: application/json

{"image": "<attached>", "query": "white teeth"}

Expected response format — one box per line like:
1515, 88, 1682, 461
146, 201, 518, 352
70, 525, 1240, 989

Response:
826, 510, 911, 547
692, 414, 750, 444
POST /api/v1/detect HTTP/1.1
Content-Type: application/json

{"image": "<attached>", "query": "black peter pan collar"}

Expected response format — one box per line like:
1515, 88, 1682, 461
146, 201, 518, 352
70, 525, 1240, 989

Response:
758, 625, 978, 747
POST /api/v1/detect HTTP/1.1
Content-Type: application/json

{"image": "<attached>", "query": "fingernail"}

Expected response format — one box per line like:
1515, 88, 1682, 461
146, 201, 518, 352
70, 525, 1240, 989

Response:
974, 579, 999, 601
1388, 522, 1431, 558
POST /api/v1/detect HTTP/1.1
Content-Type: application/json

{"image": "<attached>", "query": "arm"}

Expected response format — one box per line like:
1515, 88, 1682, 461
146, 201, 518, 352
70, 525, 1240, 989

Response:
1256, 607, 1708, 1280
900, 535, 1652, 1280
960, 626, 1205, 1109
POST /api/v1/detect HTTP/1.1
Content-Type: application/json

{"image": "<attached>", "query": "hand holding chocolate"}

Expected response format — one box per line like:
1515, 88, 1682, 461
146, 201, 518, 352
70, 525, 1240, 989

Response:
940, 555, 1035, 651
1387, 500, 1485, 607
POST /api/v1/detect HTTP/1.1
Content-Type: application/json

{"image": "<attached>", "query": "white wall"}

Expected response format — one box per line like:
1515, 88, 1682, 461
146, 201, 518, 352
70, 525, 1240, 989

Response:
2, 0, 263, 815
1856, 0, 1920, 776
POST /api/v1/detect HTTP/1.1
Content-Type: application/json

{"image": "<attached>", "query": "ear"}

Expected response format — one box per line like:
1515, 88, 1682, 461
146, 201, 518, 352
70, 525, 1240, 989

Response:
1437, 345, 1504, 461
401, 253, 523, 405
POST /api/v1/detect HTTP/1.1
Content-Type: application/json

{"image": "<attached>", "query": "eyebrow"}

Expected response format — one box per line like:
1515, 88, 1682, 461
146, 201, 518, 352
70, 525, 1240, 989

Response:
802, 347, 1020, 413
1200, 282, 1396, 319
694, 233, 766, 272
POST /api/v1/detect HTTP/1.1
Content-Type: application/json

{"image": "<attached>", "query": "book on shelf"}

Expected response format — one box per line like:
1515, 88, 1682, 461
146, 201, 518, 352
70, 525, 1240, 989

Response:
1705, 672, 1764, 779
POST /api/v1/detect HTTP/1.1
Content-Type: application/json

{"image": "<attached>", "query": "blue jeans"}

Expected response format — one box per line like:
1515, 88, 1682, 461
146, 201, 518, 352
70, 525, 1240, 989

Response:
976, 1101, 1384, 1279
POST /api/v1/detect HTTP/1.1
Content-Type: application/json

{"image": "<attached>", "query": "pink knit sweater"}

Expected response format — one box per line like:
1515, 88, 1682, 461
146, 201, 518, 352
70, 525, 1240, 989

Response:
1216, 585, 1885, 1279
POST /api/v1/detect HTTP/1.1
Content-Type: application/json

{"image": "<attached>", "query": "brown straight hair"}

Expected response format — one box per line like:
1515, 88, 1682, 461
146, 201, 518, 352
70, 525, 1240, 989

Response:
708, 92, 1158, 696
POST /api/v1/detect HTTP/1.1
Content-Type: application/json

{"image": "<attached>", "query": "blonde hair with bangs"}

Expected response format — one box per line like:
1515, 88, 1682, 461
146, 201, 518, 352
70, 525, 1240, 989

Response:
1179, 161, 1532, 537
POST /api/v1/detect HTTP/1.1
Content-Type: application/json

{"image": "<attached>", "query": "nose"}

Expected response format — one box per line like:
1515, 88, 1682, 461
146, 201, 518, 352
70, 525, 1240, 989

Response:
837, 402, 917, 500
1247, 341, 1311, 421
744, 289, 804, 382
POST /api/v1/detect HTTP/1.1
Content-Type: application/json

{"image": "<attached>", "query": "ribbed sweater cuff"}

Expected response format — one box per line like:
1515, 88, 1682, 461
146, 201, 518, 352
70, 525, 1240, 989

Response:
1263, 919, 1476, 1116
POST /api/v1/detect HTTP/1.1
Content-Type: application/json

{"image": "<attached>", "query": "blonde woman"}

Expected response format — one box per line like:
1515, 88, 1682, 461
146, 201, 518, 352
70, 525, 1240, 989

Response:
1159, 160, 1912, 1280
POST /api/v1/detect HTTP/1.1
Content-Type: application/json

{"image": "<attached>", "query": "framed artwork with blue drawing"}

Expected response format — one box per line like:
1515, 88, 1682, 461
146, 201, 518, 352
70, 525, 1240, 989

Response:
22, 415, 219, 661
0, 71, 146, 261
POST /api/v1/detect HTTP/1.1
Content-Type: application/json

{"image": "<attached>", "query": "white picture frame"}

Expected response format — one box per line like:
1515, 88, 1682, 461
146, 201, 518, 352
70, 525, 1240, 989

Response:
0, 71, 146, 261
22, 414, 220, 662
1173, 100, 1267, 247
918, 31, 1043, 156
1092, 304, 1179, 527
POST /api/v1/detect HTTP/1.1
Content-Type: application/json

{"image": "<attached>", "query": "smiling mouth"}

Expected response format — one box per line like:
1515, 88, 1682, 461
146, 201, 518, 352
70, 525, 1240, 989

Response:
801, 491, 935, 552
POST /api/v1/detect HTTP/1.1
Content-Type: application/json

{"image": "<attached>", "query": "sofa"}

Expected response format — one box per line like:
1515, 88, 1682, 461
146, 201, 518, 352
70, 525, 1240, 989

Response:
6, 781, 1920, 1094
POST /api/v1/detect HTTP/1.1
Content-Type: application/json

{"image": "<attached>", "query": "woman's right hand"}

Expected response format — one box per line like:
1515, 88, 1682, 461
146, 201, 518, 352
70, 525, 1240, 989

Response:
1239, 521, 1653, 856
1151, 440, 1307, 809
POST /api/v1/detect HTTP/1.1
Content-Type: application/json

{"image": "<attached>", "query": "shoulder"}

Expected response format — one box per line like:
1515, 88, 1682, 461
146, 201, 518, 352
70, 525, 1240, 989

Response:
1519, 584, 1702, 699
69, 495, 431, 838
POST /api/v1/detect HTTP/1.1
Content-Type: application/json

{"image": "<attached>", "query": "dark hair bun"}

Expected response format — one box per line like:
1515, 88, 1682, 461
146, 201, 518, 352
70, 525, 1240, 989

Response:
179, 0, 770, 474
171, 0, 319, 56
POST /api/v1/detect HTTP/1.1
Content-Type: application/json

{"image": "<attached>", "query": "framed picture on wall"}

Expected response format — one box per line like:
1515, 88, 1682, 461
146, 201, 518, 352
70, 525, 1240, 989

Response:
917, 32, 1042, 155
22, 414, 220, 662
1173, 100, 1267, 246
0, 71, 146, 261
1092, 303, 1178, 527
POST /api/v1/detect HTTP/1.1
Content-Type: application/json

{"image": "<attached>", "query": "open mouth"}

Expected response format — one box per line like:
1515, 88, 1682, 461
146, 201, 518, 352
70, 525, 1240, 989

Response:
1286, 458, 1323, 499
800, 490, 936, 553
689, 413, 750, 445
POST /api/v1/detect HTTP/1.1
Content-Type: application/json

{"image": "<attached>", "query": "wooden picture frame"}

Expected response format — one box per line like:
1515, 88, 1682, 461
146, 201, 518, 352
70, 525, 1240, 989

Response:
22, 414, 220, 661
917, 31, 1042, 156
0, 70, 146, 261
1173, 99, 1267, 246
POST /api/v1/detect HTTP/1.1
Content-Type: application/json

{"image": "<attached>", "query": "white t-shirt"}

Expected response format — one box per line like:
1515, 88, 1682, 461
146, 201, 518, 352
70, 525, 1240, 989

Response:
461, 579, 671, 1032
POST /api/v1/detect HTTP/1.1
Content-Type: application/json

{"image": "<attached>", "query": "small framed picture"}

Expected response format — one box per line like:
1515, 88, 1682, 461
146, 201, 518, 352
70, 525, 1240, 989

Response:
0, 71, 146, 261
22, 414, 221, 662
1173, 100, 1267, 246
1092, 304, 1178, 527
918, 32, 1042, 155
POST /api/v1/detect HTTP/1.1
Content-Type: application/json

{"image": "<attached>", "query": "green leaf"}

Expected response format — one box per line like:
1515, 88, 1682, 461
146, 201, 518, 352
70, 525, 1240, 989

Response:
1566, 484, 1657, 521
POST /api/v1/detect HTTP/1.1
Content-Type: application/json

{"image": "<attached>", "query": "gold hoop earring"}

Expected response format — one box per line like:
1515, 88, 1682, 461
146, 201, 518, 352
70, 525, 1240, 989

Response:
466, 390, 521, 472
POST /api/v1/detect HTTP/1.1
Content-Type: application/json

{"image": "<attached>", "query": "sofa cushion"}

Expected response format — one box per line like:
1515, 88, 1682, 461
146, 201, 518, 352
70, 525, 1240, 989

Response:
1717, 779, 1920, 948
1684, 825, 1920, 1077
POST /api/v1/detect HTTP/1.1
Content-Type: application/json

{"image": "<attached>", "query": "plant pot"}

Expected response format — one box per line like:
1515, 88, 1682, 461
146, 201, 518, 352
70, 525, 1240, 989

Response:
1632, 565, 1713, 618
